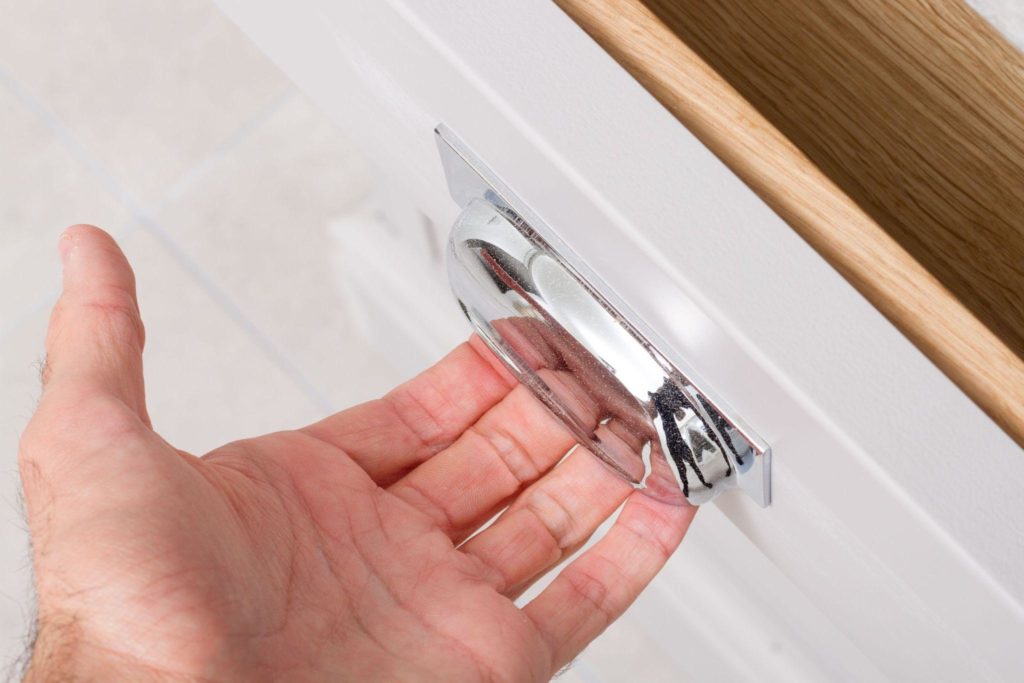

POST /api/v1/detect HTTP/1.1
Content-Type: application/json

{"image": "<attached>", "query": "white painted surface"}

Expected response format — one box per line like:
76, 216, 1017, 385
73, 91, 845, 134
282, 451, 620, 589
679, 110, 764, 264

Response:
968, 0, 1024, 48
215, 0, 1024, 679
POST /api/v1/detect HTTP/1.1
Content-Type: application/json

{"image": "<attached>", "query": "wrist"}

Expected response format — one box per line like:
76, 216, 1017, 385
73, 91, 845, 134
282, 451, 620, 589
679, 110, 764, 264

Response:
25, 618, 173, 683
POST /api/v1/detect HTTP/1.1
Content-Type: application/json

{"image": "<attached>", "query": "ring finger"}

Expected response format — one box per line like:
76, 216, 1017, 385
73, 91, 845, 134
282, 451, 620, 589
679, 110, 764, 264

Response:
459, 425, 640, 597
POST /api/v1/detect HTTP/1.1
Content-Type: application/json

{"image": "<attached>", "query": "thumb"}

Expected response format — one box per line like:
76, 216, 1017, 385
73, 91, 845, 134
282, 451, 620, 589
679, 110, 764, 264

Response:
19, 225, 171, 525
43, 224, 149, 424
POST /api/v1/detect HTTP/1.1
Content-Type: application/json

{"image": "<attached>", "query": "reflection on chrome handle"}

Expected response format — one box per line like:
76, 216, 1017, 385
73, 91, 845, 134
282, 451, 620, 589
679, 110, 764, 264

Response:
437, 125, 770, 507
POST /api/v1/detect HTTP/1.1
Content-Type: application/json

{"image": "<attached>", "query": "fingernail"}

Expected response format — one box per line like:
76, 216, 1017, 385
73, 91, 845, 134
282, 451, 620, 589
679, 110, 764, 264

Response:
58, 229, 76, 265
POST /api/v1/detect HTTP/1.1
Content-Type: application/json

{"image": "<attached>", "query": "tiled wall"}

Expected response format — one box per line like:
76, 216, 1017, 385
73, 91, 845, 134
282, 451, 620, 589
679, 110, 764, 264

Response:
0, 0, 408, 672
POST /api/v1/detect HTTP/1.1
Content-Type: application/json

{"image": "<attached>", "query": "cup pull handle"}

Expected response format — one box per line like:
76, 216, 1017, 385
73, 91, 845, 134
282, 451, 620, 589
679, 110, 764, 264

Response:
436, 124, 770, 506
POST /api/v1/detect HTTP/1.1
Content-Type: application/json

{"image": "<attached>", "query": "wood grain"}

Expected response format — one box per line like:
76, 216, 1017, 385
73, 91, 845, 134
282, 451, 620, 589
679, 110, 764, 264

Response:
554, 0, 1024, 447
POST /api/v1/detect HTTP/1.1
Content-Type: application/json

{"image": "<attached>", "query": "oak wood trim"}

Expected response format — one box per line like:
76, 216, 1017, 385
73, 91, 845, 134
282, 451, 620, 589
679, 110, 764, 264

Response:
554, 0, 1024, 447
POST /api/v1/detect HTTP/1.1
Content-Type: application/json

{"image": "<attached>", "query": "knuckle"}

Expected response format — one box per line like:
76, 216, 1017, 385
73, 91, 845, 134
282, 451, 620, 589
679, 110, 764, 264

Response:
475, 424, 540, 484
563, 567, 613, 623
619, 504, 680, 561
49, 284, 145, 354
84, 286, 145, 351
385, 382, 459, 454
20, 388, 142, 463
522, 486, 576, 549
462, 550, 507, 588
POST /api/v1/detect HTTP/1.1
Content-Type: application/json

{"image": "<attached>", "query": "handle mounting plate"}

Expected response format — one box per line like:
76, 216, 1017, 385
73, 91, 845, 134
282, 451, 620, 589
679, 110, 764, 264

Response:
437, 125, 770, 506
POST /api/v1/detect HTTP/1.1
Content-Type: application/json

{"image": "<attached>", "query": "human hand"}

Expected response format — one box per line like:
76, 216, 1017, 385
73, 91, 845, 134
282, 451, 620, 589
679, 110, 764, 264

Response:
18, 225, 694, 682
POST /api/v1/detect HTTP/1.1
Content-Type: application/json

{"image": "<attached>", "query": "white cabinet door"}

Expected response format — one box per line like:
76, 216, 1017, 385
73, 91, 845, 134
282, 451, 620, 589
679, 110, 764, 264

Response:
214, 1, 1024, 679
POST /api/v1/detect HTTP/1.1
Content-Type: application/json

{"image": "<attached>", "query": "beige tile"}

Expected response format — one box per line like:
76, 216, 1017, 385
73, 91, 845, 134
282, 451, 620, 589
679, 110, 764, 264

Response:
0, 85, 133, 331
156, 95, 407, 410
0, 0, 290, 206
121, 229, 325, 453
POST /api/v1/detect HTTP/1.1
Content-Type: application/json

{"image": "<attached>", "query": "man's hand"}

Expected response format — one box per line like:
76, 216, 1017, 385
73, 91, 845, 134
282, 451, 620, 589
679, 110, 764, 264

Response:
18, 225, 694, 682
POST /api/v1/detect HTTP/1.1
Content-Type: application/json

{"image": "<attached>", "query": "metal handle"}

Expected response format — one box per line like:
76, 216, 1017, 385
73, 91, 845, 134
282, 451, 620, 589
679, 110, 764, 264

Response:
437, 125, 770, 506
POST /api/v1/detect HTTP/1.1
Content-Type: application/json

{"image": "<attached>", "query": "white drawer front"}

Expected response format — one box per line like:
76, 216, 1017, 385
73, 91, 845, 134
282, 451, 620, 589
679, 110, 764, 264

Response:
214, 0, 1024, 679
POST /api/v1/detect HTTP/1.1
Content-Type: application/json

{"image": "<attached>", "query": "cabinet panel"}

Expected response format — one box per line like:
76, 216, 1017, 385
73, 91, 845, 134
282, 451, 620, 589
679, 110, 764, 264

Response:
556, 0, 1024, 448
214, 0, 1024, 678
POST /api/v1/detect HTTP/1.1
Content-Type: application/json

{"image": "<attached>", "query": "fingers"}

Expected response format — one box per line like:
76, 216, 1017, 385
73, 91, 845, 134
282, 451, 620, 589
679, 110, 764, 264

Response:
523, 493, 695, 673
387, 373, 593, 541
459, 445, 633, 597
43, 225, 148, 421
301, 337, 516, 485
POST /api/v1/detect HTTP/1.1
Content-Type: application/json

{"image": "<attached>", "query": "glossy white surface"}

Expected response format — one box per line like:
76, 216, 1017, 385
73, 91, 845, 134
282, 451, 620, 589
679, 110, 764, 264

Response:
968, 0, 1024, 47
215, 0, 1024, 678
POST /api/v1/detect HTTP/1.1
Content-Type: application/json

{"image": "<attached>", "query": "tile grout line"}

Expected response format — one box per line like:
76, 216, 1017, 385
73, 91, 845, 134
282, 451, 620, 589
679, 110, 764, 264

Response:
152, 88, 296, 213
0, 69, 141, 212
138, 216, 336, 413
0, 67, 148, 341
0, 70, 334, 413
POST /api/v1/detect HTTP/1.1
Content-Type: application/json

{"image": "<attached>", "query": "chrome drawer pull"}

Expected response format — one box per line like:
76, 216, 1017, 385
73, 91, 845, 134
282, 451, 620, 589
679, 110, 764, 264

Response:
436, 125, 770, 506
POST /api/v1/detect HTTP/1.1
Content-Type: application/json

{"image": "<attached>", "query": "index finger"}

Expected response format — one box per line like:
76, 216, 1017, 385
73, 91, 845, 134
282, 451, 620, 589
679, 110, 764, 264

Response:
301, 336, 517, 484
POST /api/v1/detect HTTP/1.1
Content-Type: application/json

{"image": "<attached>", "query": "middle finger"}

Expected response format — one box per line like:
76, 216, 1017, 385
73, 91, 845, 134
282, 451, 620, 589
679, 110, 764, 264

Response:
387, 369, 598, 542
